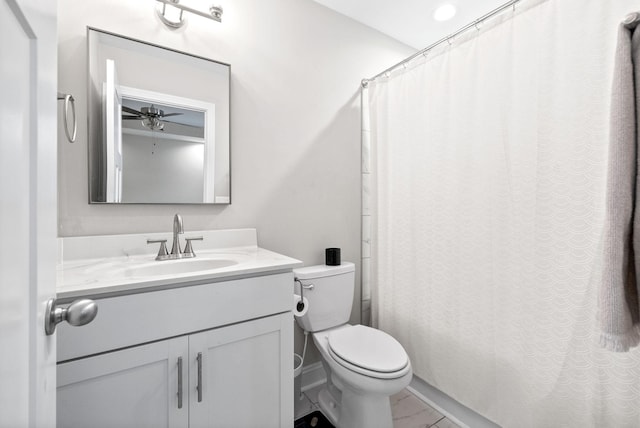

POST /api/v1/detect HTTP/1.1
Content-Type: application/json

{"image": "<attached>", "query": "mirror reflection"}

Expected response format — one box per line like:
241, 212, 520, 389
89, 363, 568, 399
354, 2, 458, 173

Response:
88, 28, 230, 204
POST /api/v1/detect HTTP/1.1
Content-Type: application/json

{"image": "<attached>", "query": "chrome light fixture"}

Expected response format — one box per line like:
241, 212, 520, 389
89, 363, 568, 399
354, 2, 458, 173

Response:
139, 106, 165, 131
156, 0, 223, 29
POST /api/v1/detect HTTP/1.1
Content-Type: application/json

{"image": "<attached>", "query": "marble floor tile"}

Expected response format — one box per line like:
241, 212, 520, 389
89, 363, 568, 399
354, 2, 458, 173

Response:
432, 418, 461, 428
391, 389, 444, 428
391, 389, 412, 407
296, 386, 454, 428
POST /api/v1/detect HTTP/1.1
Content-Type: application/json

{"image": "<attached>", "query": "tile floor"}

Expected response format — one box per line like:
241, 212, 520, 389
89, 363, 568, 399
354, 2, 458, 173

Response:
296, 384, 461, 428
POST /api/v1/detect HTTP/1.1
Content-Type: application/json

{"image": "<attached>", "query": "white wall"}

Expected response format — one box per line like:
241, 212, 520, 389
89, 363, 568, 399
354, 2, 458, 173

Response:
57, 0, 413, 363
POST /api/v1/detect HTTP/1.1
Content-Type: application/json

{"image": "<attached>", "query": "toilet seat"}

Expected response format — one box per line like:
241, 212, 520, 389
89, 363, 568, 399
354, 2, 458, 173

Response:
327, 325, 410, 380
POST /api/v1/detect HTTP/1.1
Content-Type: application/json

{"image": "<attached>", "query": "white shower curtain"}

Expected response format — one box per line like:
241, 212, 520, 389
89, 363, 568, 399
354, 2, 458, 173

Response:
364, 0, 640, 426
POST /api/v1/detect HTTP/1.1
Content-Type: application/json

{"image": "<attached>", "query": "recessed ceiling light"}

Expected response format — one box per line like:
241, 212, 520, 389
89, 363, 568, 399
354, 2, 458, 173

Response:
433, 3, 457, 21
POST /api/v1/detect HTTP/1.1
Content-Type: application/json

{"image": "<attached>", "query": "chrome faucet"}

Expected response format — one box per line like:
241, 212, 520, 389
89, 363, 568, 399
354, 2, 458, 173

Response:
171, 213, 184, 256
147, 214, 204, 261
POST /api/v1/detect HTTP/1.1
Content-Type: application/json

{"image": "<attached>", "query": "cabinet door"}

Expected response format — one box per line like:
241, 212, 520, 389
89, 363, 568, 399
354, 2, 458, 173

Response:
190, 313, 293, 428
57, 336, 189, 428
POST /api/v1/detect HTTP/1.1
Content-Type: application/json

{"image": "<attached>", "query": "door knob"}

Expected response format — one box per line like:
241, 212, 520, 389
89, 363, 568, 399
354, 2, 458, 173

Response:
45, 298, 98, 335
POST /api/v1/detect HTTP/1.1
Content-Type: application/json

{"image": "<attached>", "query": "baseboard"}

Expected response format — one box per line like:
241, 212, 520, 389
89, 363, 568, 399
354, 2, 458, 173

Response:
408, 376, 501, 428
299, 362, 326, 392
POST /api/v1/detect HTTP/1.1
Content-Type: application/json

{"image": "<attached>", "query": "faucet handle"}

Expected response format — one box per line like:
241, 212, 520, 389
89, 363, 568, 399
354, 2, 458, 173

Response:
183, 236, 203, 258
147, 239, 169, 260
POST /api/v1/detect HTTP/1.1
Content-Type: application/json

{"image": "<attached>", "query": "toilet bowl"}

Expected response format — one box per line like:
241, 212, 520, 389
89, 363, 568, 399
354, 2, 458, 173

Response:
312, 325, 412, 427
294, 263, 412, 428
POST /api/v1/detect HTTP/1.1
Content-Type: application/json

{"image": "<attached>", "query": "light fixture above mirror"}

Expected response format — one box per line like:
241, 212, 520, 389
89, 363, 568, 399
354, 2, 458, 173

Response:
155, 0, 223, 29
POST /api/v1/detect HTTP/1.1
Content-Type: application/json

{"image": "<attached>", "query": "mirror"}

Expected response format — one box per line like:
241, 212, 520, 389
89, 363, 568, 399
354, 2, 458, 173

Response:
87, 28, 230, 204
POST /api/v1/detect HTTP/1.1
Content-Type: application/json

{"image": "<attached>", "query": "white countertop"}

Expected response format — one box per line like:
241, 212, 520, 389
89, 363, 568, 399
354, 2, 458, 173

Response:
57, 229, 303, 300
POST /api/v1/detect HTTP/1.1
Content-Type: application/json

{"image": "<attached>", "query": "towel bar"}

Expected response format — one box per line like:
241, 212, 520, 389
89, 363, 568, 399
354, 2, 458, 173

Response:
57, 92, 76, 143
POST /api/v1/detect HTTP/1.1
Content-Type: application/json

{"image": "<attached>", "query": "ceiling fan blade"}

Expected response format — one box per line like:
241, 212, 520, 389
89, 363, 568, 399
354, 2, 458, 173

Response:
122, 116, 143, 120
122, 105, 144, 115
161, 119, 204, 128
162, 113, 184, 117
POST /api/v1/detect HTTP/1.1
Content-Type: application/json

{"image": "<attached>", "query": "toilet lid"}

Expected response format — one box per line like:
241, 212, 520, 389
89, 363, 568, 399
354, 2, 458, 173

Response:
328, 325, 408, 373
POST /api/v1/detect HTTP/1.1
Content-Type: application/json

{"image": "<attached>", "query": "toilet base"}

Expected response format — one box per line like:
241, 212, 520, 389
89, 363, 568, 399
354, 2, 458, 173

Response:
317, 384, 394, 428
317, 386, 340, 426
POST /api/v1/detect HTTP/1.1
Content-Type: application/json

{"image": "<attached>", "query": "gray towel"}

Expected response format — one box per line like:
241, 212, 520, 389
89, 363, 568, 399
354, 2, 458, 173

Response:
600, 12, 640, 352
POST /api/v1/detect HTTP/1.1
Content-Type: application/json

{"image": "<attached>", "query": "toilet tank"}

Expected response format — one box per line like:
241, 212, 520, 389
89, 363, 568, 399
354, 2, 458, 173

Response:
293, 262, 355, 332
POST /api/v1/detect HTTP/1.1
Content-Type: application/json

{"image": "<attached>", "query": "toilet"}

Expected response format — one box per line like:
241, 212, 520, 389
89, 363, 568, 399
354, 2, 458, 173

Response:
294, 262, 412, 428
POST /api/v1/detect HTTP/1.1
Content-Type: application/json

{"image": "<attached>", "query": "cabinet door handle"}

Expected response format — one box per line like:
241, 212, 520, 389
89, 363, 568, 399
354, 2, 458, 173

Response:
196, 352, 203, 402
177, 357, 183, 409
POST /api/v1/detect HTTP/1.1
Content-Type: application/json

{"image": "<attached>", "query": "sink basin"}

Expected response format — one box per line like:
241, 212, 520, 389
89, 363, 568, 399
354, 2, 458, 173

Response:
123, 258, 238, 277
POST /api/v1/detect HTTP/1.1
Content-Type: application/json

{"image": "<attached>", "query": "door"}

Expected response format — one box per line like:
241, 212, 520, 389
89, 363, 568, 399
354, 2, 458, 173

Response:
0, 0, 57, 427
57, 337, 189, 428
104, 59, 123, 202
189, 313, 293, 428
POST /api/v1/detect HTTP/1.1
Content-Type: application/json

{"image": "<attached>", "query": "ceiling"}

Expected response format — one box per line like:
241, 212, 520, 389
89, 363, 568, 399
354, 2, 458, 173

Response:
311, 0, 509, 49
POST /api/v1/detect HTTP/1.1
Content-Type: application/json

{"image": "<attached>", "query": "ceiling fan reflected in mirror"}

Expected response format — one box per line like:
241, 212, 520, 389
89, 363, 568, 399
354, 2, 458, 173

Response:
122, 104, 194, 131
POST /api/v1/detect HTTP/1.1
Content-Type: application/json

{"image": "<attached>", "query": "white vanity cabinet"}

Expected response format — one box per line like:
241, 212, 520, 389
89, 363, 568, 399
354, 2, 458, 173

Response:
57, 336, 190, 428
56, 272, 295, 428
189, 314, 291, 427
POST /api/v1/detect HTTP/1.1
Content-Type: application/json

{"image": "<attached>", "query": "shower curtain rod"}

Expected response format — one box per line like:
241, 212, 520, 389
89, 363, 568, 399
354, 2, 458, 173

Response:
361, 0, 521, 87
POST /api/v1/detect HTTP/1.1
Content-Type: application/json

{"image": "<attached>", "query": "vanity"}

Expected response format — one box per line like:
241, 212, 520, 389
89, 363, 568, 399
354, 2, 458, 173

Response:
55, 228, 302, 428
55, 22, 299, 427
